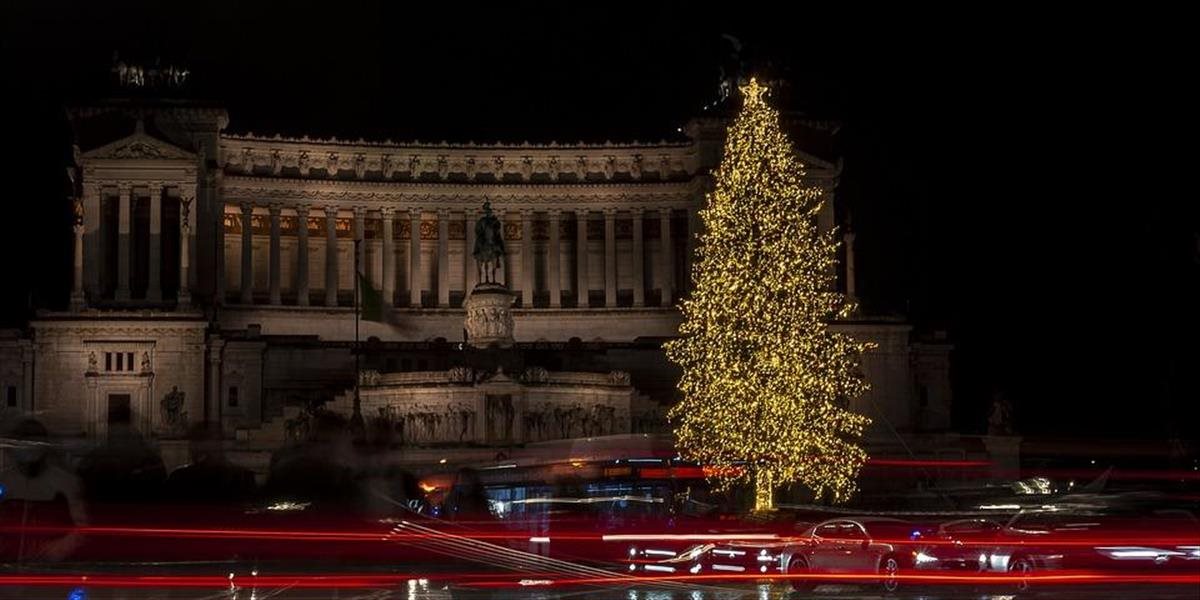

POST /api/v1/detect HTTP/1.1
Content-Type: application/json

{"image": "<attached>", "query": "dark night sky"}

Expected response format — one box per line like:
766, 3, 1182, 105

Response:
3, 2, 1196, 440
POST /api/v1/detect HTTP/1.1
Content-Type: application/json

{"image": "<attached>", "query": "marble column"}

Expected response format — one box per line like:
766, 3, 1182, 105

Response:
464, 208, 477, 292
212, 174, 226, 305
239, 202, 254, 304
71, 220, 85, 311
83, 184, 101, 299
632, 208, 645, 307
178, 190, 194, 308
409, 207, 422, 307
575, 209, 588, 307
268, 203, 282, 305
370, 217, 383, 294
116, 183, 132, 301
521, 209, 534, 307
547, 209, 561, 307
324, 206, 339, 307
381, 207, 395, 306
187, 183, 197, 292
659, 207, 673, 306
148, 184, 162, 302
604, 208, 617, 307
844, 229, 858, 301
437, 208, 450, 307
353, 206, 366, 277
294, 205, 310, 306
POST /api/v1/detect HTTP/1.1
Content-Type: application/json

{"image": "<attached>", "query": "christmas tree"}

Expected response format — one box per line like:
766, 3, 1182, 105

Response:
664, 79, 872, 509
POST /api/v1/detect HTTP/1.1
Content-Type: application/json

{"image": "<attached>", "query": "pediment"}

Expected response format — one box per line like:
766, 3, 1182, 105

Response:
82, 131, 195, 162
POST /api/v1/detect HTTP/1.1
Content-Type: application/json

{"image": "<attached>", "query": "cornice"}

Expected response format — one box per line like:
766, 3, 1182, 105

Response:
218, 137, 702, 183
220, 175, 708, 206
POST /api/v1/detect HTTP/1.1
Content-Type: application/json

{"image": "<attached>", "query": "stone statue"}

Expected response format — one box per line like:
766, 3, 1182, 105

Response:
472, 202, 506, 284
87, 351, 98, 372
987, 391, 1014, 436
72, 196, 84, 226
160, 386, 187, 434
141, 352, 152, 373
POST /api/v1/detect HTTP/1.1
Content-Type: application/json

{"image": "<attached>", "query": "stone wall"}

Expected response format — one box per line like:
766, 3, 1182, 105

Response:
30, 313, 206, 438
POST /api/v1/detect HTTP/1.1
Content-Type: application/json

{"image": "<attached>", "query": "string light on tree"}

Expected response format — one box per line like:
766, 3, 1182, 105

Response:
665, 78, 873, 510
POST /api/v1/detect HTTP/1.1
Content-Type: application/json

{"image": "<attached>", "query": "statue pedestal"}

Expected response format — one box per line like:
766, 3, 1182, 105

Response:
464, 282, 516, 348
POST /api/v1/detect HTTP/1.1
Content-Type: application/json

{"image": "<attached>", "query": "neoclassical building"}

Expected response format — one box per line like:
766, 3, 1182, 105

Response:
0, 90, 952, 465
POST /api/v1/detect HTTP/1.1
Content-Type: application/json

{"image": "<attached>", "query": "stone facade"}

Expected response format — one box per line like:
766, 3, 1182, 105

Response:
0, 97, 952, 458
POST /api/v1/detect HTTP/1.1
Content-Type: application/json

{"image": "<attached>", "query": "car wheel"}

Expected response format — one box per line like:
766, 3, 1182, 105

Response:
786, 556, 814, 592
880, 554, 901, 593
1009, 556, 1034, 591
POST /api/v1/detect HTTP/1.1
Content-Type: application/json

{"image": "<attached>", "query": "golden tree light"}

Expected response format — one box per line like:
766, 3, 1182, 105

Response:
665, 78, 872, 510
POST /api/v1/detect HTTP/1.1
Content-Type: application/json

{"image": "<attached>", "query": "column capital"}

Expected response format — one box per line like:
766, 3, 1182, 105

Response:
117, 181, 132, 193
436, 207, 450, 217
574, 207, 590, 216
546, 207, 561, 217
519, 207, 533, 217
324, 205, 339, 217
409, 206, 423, 218
294, 203, 311, 217
73, 223, 85, 236
268, 202, 283, 215
603, 207, 617, 217
379, 206, 395, 217
352, 205, 367, 217
239, 201, 255, 213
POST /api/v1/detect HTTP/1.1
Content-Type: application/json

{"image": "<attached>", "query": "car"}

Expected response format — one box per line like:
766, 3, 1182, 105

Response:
985, 506, 1200, 590
780, 517, 932, 593
911, 518, 1004, 572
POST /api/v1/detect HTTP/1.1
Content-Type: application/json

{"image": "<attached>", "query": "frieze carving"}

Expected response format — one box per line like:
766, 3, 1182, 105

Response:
113, 141, 169, 159
354, 154, 367, 179
523, 400, 626, 442
371, 402, 478, 445
502, 221, 521, 241
217, 134, 740, 184
608, 370, 631, 386
521, 366, 549, 384
359, 369, 381, 386
445, 366, 475, 384
630, 154, 643, 180
83, 129, 197, 162
219, 176, 708, 208
463, 287, 516, 348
